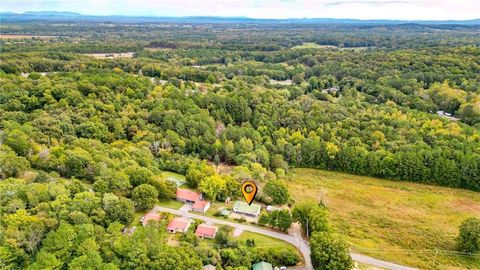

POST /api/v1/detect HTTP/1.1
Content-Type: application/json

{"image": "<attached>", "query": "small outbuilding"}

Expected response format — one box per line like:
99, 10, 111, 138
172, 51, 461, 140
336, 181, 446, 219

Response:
218, 209, 231, 217
266, 205, 280, 212
252, 261, 273, 270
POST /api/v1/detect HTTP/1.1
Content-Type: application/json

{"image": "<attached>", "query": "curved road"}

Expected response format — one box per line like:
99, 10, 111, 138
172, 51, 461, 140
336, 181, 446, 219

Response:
154, 206, 417, 270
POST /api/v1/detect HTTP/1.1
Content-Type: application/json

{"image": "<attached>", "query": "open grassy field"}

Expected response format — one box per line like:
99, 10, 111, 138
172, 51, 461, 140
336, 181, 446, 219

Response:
291, 42, 375, 51
286, 168, 480, 269
161, 171, 187, 186
83, 52, 134, 58
292, 42, 339, 49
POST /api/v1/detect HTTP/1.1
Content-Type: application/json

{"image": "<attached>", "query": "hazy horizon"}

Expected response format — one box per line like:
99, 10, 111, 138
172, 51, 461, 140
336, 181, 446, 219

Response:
1, 0, 479, 21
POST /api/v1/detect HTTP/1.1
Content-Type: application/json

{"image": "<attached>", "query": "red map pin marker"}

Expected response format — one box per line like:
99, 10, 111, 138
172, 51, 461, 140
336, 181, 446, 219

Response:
242, 181, 258, 205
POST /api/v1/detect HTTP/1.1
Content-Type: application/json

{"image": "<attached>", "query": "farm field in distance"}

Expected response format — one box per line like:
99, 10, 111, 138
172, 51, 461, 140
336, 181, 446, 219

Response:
291, 42, 374, 50
286, 168, 480, 269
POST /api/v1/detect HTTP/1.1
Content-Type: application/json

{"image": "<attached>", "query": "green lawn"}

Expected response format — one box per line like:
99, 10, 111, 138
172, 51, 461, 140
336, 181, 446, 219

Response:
234, 231, 302, 264
197, 237, 216, 248
161, 171, 186, 183
286, 168, 480, 270
193, 230, 300, 268
131, 210, 147, 226
157, 199, 184, 209
234, 231, 295, 249
195, 231, 299, 255
204, 201, 231, 217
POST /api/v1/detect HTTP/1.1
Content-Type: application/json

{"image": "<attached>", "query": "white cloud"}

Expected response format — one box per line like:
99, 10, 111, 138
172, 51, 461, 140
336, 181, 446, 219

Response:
1, 0, 479, 20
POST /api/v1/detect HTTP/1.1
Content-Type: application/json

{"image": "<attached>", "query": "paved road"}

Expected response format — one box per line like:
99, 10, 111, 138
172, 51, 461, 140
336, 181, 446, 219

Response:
350, 253, 417, 270
153, 205, 312, 269
154, 206, 417, 270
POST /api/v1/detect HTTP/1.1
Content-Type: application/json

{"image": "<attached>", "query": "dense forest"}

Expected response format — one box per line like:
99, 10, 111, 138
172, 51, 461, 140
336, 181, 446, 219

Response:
1, 20, 480, 269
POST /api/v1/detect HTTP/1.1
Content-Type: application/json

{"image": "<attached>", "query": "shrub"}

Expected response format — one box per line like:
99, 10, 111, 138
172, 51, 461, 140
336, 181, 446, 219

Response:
457, 217, 480, 253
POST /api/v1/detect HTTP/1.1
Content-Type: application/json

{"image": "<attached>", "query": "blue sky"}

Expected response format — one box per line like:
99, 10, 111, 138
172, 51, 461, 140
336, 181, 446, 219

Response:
1, 0, 479, 20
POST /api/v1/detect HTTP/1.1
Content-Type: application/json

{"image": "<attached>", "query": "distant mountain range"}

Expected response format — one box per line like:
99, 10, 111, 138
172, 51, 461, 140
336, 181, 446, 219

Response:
1, 11, 479, 25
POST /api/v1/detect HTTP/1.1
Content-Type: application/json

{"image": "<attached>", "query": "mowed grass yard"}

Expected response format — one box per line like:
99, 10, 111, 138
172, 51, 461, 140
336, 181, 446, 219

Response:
196, 231, 297, 250
161, 171, 186, 184
234, 231, 292, 248
286, 168, 480, 270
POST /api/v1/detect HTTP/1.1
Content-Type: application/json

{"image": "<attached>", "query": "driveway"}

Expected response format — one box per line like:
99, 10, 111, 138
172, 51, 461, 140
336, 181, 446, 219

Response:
153, 206, 417, 270
233, 228, 243, 237
179, 203, 192, 212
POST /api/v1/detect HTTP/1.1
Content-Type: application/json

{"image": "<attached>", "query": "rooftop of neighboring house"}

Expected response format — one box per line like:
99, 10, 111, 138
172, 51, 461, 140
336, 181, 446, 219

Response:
193, 200, 210, 209
167, 217, 191, 231
176, 188, 202, 202
195, 224, 218, 237
142, 212, 161, 226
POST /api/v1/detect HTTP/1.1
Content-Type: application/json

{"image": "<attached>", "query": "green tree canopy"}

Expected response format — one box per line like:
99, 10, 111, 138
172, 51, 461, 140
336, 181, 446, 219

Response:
310, 232, 353, 270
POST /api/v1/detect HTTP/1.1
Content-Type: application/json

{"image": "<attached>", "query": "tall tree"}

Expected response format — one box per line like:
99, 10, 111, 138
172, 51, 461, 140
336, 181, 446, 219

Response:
310, 232, 353, 270
131, 184, 158, 210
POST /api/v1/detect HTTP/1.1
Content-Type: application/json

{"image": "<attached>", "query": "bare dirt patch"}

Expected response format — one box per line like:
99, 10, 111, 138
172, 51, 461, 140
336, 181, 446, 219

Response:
448, 198, 480, 213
